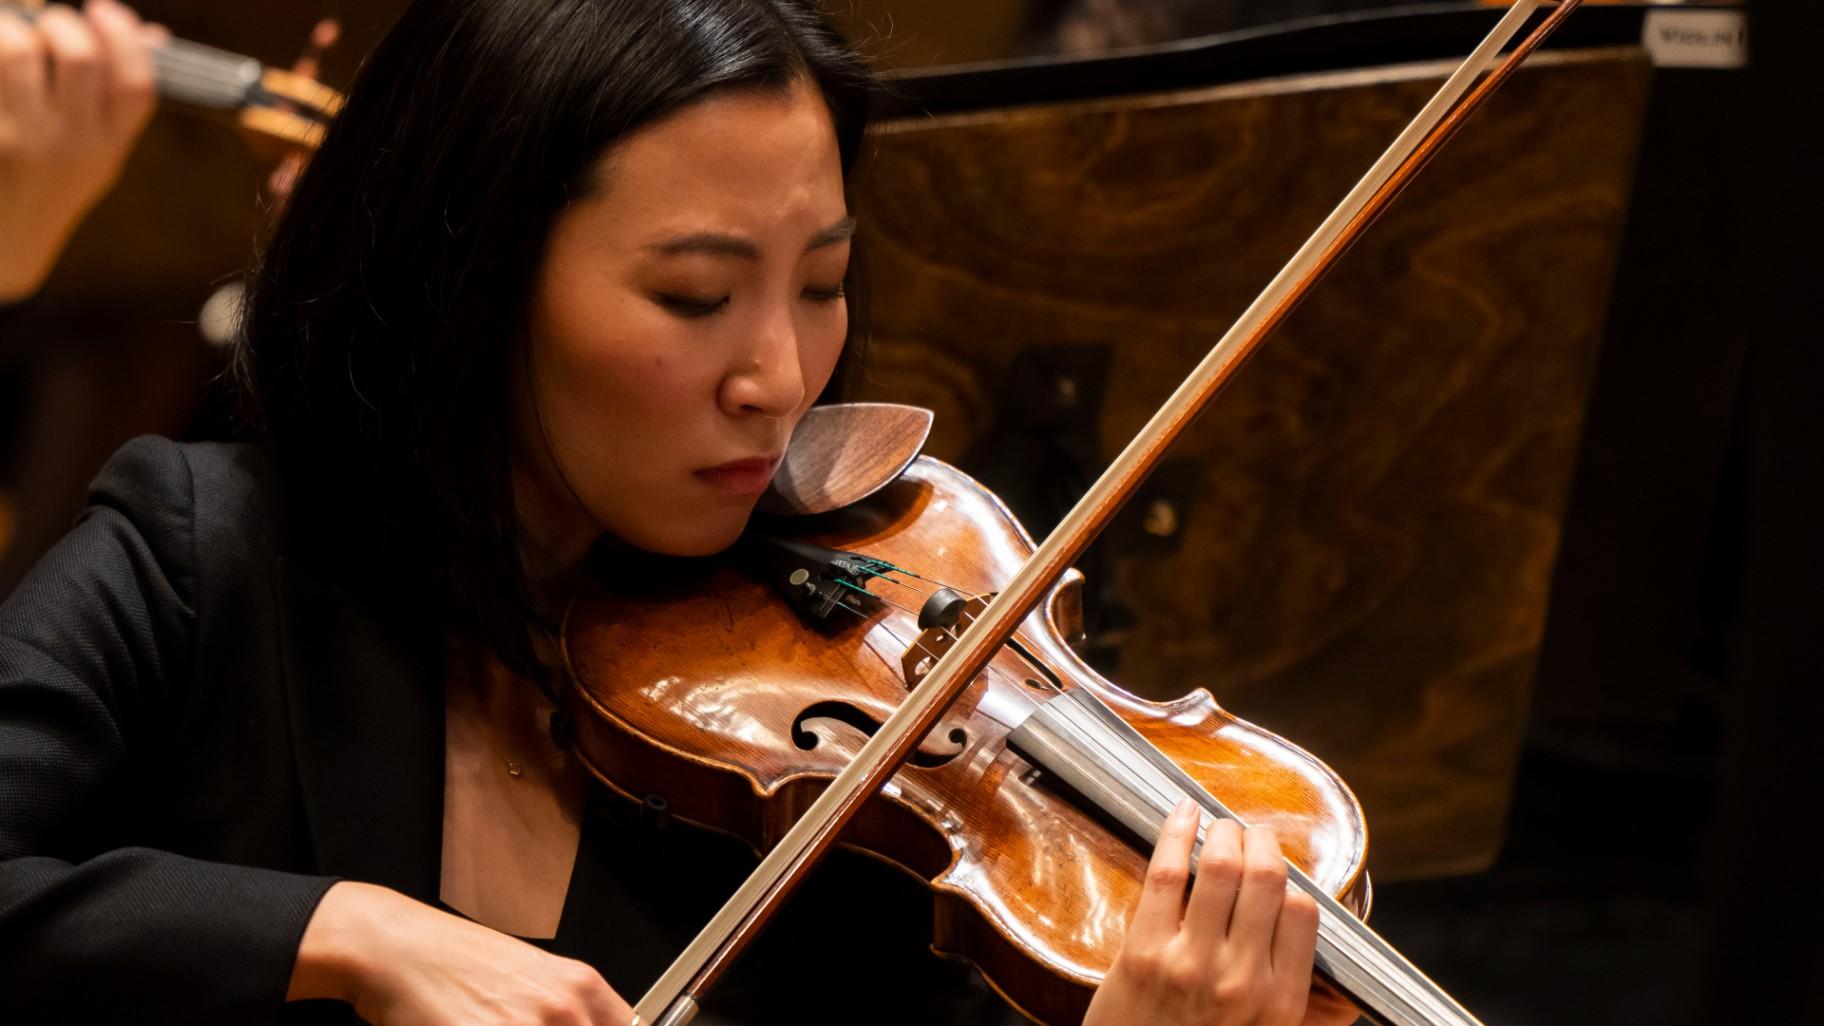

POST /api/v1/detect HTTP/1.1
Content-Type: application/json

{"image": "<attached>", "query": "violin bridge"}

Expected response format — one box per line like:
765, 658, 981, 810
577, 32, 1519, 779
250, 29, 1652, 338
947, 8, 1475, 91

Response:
900, 624, 953, 688
900, 594, 989, 688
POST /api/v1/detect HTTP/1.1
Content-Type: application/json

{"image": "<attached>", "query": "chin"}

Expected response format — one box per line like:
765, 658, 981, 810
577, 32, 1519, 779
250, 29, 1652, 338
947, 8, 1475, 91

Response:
621, 506, 755, 559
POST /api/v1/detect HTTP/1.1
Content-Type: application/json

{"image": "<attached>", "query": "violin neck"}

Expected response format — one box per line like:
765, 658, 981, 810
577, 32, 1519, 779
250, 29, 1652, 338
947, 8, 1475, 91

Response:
154, 36, 342, 149
0, 4, 267, 113
1314, 903, 1475, 1026
153, 37, 269, 112
1006, 688, 1483, 1026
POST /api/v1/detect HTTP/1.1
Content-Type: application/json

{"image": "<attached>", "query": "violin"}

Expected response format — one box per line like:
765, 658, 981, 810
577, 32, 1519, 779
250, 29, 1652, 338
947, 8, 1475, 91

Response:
562, 436, 1370, 1026
556, 3, 1586, 1026
0, 1, 1572, 1022
149, 22, 344, 152
1, 2, 343, 151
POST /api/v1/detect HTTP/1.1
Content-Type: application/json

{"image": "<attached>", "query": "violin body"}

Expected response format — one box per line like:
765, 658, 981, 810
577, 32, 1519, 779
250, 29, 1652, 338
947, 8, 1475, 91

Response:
563, 456, 1369, 1026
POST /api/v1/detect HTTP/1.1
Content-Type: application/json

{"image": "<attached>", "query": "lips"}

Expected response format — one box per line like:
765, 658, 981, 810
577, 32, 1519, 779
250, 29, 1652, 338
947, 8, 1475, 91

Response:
693, 455, 782, 496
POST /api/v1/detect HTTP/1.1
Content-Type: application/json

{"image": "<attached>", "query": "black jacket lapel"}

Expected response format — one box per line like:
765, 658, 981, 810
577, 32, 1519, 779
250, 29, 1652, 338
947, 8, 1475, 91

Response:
276, 556, 444, 900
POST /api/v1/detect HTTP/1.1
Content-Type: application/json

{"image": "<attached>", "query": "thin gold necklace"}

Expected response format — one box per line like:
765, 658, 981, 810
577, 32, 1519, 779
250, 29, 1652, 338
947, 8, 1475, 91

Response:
476, 717, 565, 779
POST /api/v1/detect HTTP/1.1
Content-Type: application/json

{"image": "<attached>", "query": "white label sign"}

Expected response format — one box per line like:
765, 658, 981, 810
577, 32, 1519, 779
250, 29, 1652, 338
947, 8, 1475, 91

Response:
1642, 9, 1749, 69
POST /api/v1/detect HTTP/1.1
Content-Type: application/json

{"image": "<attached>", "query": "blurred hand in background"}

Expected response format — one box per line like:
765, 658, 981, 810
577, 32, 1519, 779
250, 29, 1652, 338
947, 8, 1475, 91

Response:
0, 0, 162, 303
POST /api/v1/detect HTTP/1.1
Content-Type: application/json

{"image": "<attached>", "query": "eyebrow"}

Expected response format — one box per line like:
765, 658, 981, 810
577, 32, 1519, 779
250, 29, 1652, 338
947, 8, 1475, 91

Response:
649, 216, 857, 260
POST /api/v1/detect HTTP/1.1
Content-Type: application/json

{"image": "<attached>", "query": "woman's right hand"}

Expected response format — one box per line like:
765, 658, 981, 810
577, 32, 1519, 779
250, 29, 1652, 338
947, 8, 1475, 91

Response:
288, 881, 636, 1026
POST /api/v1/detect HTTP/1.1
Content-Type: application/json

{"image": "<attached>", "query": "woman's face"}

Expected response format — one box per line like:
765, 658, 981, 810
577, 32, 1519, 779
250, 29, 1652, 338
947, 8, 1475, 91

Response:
517, 78, 852, 562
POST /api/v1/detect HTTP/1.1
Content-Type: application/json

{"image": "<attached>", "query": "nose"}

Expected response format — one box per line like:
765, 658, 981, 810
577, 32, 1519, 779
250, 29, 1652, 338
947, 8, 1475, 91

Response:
720, 303, 808, 418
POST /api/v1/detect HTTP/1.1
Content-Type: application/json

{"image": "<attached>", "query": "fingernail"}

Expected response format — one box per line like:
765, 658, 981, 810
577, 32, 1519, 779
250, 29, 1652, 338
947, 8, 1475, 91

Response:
1174, 798, 1197, 827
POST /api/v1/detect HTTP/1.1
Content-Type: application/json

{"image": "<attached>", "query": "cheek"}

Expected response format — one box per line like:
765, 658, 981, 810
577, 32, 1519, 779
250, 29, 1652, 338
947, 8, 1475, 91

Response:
799, 304, 850, 409
526, 274, 768, 556
527, 274, 712, 499
537, 312, 707, 469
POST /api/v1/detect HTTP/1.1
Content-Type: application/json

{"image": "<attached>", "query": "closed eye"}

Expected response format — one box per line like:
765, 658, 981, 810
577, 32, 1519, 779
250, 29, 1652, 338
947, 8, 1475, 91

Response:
803, 284, 846, 304
654, 293, 730, 318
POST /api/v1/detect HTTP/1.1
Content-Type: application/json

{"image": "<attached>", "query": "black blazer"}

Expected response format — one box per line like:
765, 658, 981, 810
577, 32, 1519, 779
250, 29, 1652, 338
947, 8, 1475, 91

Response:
0, 437, 1029, 1026
0, 437, 447, 1023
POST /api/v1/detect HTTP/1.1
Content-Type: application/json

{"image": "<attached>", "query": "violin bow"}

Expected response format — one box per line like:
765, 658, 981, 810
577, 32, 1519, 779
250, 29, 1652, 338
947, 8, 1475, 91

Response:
0, 3, 342, 150
639, 2, 1583, 1023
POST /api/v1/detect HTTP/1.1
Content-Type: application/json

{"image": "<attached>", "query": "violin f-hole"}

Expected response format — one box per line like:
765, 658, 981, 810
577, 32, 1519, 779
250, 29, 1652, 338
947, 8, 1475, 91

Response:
791, 700, 966, 769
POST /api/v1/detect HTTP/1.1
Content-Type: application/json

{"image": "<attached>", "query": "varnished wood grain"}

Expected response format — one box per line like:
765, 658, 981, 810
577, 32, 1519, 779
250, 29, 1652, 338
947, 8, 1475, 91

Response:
758, 402, 934, 515
848, 49, 1650, 878
565, 457, 1367, 1026
12, 3, 1649, 883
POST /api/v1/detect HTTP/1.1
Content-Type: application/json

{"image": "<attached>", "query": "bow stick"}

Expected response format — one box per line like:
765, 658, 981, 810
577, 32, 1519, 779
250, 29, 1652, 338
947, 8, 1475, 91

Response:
636, 2, 1581, 1024
639, 1, 1579, 1023
639, 1, 1583, 1022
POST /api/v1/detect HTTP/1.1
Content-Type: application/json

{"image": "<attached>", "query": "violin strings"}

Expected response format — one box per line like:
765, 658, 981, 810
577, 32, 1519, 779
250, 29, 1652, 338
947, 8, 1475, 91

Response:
833, 577, 907, 612
153, 48, 240, 73
820, 577, 1057, 714
152, 52, 253, 85
826, 581, 973, 676
846, 557, 974, 604
155, 38, 259, 74
853, 565, 1020, 646
150, 41, 315, 114
825, 561, 1065, 701
822, 583, 955, 672
832, 579, 993, 673
848, 562, 940, 599
926, 587, 1067, 697
150, 65, 259, 110
150, 72, 247, 102
868, 561, 943, 585
149, 60, 245, 88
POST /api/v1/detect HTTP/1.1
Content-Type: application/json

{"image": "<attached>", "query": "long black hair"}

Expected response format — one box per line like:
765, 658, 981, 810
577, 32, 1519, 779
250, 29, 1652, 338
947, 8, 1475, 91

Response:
234, 0, 874, 673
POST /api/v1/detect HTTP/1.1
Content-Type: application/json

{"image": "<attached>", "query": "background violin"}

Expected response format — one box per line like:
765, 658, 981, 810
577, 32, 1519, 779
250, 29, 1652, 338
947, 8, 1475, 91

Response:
1, 1, 342, 151
0, 1, 348, 602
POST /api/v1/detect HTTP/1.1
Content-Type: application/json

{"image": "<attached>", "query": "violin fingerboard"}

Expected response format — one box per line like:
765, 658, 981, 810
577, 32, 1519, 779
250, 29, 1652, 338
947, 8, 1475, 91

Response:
153, 38, 262, 111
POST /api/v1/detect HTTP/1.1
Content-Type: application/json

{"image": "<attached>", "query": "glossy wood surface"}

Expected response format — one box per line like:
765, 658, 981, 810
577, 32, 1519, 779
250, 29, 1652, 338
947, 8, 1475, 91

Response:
756, 403, 933, 516
847, 48, 1649, 877
564, 457, 1366, 1026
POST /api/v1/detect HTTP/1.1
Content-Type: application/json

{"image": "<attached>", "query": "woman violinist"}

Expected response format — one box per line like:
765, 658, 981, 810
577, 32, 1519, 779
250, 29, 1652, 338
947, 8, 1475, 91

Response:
0, 3, 1359, 1024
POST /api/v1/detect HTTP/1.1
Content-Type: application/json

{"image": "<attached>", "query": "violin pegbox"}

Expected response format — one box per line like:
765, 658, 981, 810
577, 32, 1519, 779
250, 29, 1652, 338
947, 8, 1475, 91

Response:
241, 66, 343, 151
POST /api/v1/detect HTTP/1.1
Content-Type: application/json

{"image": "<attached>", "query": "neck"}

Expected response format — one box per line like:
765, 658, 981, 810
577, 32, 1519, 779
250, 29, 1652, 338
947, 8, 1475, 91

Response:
512, 459, 601, 586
